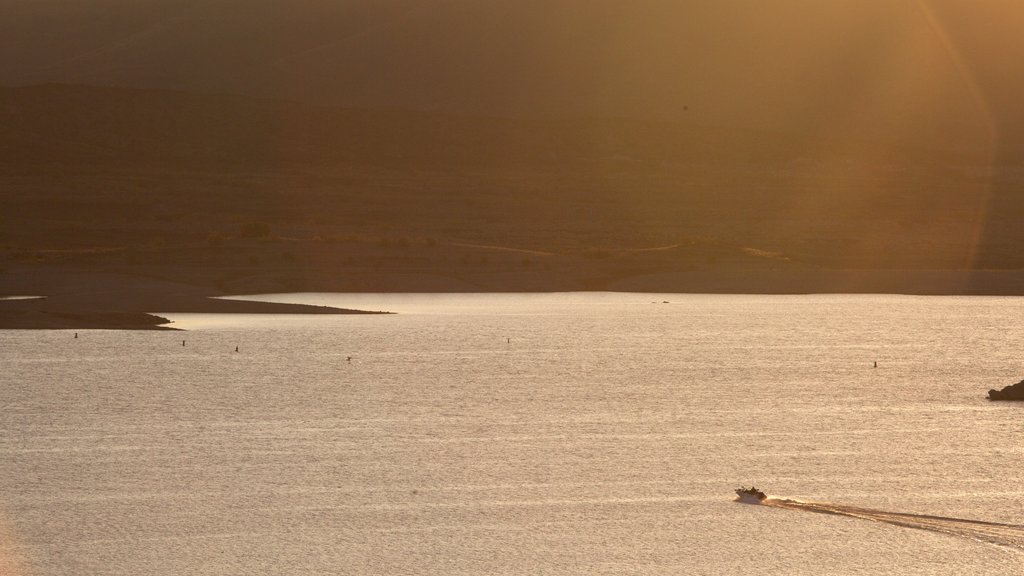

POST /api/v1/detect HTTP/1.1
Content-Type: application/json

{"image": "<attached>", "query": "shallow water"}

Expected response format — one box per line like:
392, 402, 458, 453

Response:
3, 293, 1024, 574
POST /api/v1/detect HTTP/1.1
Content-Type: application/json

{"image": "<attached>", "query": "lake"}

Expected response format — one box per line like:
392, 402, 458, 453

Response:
3, 292, 1024, 574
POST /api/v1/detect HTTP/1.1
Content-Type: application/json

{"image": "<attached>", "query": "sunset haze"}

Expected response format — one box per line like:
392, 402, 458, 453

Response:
4, 1, 1024, 324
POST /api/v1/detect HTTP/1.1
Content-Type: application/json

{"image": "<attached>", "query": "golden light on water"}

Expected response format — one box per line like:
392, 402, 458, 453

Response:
0, 516, 26, 576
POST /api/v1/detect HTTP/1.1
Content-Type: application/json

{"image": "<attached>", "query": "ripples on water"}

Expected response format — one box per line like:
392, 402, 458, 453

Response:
3, 293, 1024, 575
765, 498, 1024, 551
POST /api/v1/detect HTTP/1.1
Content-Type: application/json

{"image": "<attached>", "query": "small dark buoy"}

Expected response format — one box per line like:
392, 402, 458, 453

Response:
347, 356, 352, 362
74, 333, 78, 339
182, 340, 186, 347
873, 361, 877, 368
235, 346, 239, 352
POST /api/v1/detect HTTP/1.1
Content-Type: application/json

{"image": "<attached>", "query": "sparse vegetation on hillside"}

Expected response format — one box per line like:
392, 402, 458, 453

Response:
1, 84, 1022, 300
239, 222, 273, 239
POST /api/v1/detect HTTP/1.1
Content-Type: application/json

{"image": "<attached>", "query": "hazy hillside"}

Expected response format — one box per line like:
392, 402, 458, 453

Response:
2, 1, 1009, 144
0, 83, 983, 171
0, 83, 1014, 274
4, 2, 1024, 301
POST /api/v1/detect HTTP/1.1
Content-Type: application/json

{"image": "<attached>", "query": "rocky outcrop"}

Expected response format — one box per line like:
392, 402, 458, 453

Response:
988, 380, 1024, 401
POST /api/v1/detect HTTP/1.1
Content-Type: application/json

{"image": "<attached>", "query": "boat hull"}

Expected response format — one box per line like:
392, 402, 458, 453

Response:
734, 487, 767, 504
735, 492, 765, 504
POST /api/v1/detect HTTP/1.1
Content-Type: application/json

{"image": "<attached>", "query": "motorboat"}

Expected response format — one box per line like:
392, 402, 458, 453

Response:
735, 486, 767, 503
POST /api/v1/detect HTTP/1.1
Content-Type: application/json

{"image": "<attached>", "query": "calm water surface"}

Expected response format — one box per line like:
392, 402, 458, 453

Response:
3, 293, 1024, 574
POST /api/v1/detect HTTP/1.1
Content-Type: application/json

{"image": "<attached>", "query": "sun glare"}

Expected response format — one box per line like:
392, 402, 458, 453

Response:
751, 1, 999, 276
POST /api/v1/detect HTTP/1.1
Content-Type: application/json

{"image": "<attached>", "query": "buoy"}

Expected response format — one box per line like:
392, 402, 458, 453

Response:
235, 346, 239, 352
182, 340, 186, 347
74, 333, 78, 339
873, 361, 877, 368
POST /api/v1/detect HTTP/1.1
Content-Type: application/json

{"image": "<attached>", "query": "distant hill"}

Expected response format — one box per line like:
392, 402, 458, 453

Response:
0, 83, 983, 172
6, 2, 1024, 304
2, 0, 1015, 150
1, 82, 1018, 275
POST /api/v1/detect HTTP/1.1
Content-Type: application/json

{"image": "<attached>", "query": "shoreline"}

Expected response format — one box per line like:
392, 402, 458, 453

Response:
4, 265, 1024, 330
0, 267, 388, 330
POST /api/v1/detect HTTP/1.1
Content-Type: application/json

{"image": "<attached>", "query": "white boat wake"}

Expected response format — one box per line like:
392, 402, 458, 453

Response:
763, 498, 1024, 550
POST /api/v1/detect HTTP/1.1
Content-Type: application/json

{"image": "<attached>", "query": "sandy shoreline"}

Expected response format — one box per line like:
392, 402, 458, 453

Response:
4, 264, 1024, 330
